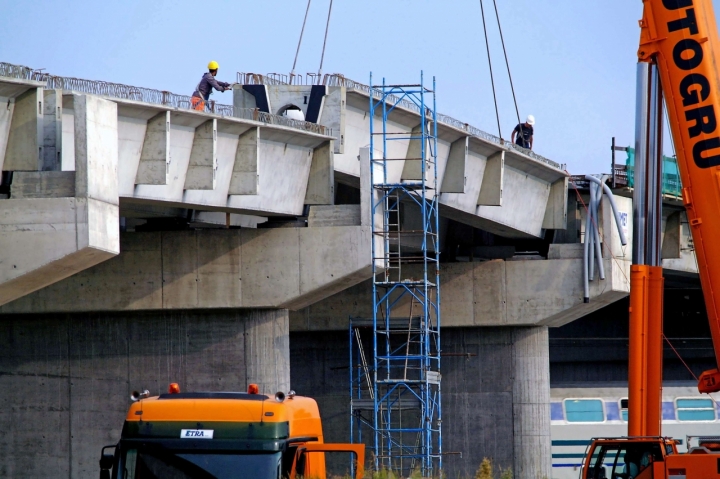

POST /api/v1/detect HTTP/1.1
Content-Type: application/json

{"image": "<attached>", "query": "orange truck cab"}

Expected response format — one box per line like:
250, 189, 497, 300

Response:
583, 437, 720, 479
99, 385, 364, 479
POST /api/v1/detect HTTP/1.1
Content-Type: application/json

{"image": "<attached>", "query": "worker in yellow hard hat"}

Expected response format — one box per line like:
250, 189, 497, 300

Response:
191, 61, 232, 111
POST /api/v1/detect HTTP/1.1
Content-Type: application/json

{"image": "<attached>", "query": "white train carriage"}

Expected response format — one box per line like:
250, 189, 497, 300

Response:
550, 386, 720, 479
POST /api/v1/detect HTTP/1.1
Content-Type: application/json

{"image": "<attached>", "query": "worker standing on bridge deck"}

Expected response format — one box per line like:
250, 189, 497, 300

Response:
511, 115, 535, 150
191, 61, 232, 111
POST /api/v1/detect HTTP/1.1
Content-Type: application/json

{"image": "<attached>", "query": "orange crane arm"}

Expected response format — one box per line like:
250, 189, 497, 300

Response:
641, 0, 720, 393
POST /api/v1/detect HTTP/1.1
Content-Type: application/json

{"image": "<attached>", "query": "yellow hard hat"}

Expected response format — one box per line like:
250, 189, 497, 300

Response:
208, 60, 219, 70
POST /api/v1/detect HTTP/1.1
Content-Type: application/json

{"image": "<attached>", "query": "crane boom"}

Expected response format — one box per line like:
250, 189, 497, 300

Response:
640, 0, 720, 393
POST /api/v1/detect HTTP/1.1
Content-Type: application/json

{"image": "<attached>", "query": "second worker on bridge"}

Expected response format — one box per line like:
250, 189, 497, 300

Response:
191, 60, 232, 111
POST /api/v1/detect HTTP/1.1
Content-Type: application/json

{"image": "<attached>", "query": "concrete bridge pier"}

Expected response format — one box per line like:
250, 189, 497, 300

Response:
0, 307, 290, 479
512, 326, 551, 479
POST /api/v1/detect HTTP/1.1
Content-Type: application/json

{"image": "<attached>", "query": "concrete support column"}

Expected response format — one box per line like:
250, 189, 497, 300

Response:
244, 308, 290, 394
512, 326, 551, 479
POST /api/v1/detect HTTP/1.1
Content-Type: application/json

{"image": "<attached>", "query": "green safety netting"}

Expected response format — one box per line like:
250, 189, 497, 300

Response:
625, 147, 682, 197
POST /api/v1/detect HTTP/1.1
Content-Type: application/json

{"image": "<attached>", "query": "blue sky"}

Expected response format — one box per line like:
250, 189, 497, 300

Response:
2, 0, 716, 173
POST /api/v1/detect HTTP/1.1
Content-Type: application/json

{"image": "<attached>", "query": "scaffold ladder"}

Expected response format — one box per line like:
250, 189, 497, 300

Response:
350, 72, 441, 478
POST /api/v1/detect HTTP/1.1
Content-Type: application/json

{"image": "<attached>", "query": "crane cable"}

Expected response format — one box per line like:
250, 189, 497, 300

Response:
317, 0, 334, 82
479, 0, 524, 140
491, 0, 522, 130
291, 0, 312, 82
479, 0, 502, 139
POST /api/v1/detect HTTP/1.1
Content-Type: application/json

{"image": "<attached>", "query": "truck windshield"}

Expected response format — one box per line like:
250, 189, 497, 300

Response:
120, 448, 282, 479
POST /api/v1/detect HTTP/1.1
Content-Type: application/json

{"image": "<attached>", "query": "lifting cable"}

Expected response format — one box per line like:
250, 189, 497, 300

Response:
317, 0, 334, 81
479, 0, 502, 139
491, 0, 522, 129
479, 0, 523, 139
291, 0, 313, 81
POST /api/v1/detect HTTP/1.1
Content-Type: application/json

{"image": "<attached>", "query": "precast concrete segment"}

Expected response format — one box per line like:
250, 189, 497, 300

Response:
136, 111, 170, 185
184, 119, 217, 190
0, 77, 45, 172
289, 255, 630, 331
512, 326, 551, 479
228, 127, 259, 195
0, 226, 372, 313
226, 140, 314, 216
304, 141, 334, 205
440, 136, 467, 194
42, 89, 62, 171
542, 177, 569, 229
4, 87, 43, 171
318, 86, 346, 154
291, 82, 568, 237
478, 150, 504, 206
401, 123, 427, 181
0, 309, 290, 479
0, 95, 120, 307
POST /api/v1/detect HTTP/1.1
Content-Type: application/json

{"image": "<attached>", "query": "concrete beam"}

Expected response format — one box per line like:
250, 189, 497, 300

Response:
10, 171, 75, 198
663, 210, 698, 274
0, 225, 372, 313
289, 254, 629, 331
304, 141, 334, 205
440, 136, 467, 193
226, 139, 314, 216
542, 177, 568, 230
478, 150, 504, 206
662, 210, 681, 259
42, 89, 62, 171
319, 86, 346, 154
4, 87, 43, 171
401, 124, 424, 181
136, 111, 170, 185
308, 205, 360, 227
0, 94, 120, 306
184, 119, 217, 190
229, 127, 259, 195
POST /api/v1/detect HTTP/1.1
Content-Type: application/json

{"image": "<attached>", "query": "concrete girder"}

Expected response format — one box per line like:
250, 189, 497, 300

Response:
291, 194, 633, 331
0, 77, 46, 173
0, 226, 372, 313
252, 84, 569, 238
0, 94, 120, 306
0, 90, 337, 217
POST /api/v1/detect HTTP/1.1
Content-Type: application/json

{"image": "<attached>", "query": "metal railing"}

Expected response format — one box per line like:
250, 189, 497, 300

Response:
0, 62, 331, 136
237, 71, 563, 170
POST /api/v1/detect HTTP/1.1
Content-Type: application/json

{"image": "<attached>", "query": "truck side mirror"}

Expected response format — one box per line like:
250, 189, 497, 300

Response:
99, 445, 115, 479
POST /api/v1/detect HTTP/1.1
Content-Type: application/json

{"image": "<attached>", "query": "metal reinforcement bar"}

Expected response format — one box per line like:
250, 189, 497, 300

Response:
0, 62, 330, 136
238, 70, 562, 170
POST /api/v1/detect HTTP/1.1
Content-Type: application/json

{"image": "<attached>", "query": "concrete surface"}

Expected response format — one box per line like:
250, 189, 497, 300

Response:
250, 83, 569, 239
291, 326, 550, 479
0, 308, 289, 479
1, 226, 372, 313
0, 94, 120, 306
289, 254, 629, 330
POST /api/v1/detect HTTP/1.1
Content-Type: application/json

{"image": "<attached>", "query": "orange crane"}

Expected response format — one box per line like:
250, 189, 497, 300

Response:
583, 0, 720, 477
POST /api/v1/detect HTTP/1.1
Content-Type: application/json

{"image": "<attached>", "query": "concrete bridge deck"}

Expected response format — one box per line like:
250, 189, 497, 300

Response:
0, 63, 574, 311
0, 62, 640, 479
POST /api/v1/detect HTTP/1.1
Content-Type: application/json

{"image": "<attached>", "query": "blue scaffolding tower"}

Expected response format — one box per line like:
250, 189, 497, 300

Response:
350, 73, 441, 477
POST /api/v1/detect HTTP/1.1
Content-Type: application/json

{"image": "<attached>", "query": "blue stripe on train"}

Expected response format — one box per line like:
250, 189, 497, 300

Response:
551, 401, 678, 420
552, 440, 592, 446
